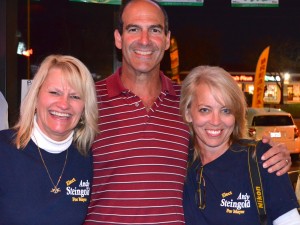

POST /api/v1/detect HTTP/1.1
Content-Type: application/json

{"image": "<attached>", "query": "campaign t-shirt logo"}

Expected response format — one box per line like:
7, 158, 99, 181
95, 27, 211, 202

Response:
66, 178, 90, 202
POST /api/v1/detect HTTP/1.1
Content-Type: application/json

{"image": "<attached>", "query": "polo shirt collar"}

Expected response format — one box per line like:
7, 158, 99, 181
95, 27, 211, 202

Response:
106, 67, 177, 98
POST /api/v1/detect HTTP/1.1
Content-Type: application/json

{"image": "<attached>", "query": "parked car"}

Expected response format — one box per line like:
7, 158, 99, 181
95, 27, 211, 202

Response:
246, 107, 300, 154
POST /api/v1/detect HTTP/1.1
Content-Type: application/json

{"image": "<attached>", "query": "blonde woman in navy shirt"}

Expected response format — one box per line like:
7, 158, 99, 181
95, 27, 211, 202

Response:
0, 55, 98, 224
180, 66, 300, 225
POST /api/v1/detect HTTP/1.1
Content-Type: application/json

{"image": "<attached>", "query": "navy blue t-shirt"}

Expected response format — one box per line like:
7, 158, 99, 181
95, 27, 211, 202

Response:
0, 129, 93, 225
183, 140, 299, 225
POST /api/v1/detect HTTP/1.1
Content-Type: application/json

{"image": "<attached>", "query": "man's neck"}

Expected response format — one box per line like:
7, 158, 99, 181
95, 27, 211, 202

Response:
120, 67, 162, 99
120, 67, 162, 111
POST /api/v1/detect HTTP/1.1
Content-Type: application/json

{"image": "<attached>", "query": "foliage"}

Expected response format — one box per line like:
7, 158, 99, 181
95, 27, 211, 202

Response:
267, 39, 300, 104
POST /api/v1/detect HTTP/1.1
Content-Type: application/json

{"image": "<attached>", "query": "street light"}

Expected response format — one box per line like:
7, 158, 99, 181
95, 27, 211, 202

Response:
284, 72, 290, 84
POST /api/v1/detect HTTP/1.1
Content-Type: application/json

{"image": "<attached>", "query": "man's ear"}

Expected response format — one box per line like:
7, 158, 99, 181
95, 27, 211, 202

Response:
165, 31, 171, 50
114, 29, 122, 50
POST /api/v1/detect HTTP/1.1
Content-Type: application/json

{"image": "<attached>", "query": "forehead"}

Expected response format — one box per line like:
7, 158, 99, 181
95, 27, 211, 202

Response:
44, 67, 63, 82
122, 0, 165, 27
194, 83, 210, 98
193, 83, 223, 103
42, 68, 70, 88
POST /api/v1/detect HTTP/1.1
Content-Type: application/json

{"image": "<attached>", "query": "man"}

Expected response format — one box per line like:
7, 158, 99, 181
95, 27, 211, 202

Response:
84, 0, 291, 224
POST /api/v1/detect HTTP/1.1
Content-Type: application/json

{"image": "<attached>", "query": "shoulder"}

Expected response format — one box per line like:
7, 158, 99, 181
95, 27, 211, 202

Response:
228, 139, 271, 164
95, 76, 109, 92
172, 82, 181, 97
186, 155, 200, 174
0, 129, 20, 158
70, 144, 93, 163
160, 72, 181, 98
0, 129, 16, 145
94, 70, 117, 91
68, 145, 93, 177
252, 140, 271, 159
232, 139, 271, 152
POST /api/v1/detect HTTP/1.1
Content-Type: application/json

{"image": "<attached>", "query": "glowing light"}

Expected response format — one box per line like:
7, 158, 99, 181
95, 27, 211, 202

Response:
284, 72, 290, 81
22, 49, 33, 57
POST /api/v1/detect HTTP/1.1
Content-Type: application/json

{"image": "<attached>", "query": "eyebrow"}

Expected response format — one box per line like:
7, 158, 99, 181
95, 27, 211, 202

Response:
125, 24, 164, 31
149, 24, 164, 30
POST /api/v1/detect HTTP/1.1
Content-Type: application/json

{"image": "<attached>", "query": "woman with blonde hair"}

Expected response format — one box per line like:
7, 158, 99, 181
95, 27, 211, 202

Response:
180, 65, 300, 225
0, 55, 98, 224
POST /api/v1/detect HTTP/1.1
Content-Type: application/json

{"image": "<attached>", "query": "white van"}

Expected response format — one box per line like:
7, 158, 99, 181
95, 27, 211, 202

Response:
246, 107, 300, 154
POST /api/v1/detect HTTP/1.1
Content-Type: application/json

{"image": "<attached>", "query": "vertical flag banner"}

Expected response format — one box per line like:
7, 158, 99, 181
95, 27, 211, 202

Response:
252, 46, 270, 108
169, 37, 180, 83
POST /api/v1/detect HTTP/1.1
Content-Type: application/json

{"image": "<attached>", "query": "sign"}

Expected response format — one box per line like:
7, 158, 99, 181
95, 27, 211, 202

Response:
70, 0, 121, 5
70, 0, 203, 6
21, 79, 32, 102
232, 75, 254, 82
231, 0, 278, 7
157, 0, 203, 6
252, 46, 270, 108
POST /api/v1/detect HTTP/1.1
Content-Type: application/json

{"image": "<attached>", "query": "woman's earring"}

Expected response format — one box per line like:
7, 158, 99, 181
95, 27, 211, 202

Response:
79, 117, 85, 126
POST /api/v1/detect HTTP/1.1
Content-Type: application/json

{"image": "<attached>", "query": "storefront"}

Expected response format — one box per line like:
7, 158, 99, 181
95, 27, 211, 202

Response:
286, 83, 300, 102
231, 72, 300, 105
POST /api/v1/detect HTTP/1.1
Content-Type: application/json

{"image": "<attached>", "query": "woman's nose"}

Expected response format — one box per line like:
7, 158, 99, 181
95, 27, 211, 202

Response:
57, 96, 70, 109
210, 112, 221, 125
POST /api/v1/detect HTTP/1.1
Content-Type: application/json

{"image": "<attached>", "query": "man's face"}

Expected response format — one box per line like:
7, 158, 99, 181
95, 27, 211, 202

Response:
114, 0, 170, 74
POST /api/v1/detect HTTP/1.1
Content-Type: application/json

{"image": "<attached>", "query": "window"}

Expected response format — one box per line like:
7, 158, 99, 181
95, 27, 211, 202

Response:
252, 115, 294, 126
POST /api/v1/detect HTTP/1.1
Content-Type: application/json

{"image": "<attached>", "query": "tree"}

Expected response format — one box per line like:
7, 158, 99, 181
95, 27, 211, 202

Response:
267, 39, 300, 104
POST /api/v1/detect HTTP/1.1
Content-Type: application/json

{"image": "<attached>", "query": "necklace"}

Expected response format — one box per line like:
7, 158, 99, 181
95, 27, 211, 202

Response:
34, 136, 69, 194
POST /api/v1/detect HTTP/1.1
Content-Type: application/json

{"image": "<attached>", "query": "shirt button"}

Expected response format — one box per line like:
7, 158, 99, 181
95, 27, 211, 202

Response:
135, 102, 139, 107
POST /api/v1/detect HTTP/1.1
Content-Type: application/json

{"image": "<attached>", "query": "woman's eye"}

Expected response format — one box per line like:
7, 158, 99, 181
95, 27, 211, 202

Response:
70, 95, 81, 100
199, 108, 209, 113
222, 108, 231, 114
49, 91, 59, 95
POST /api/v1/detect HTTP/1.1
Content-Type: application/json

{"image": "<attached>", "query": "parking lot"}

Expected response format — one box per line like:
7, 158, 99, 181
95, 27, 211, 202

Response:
291, 156, 300, 171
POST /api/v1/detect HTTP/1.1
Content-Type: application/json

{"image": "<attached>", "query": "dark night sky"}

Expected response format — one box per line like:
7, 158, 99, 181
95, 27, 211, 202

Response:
166, 0, 300, 72
18, 0, 300, 80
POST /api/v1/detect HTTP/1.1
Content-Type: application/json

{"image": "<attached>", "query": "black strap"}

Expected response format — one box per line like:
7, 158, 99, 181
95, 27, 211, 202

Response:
248, 143, 267, 225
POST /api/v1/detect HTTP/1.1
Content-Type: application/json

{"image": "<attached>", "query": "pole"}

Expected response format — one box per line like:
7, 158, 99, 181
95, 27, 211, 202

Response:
27, 0, 30, 79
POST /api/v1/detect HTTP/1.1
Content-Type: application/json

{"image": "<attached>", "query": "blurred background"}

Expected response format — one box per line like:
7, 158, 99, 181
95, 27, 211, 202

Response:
1, 0, 300, 138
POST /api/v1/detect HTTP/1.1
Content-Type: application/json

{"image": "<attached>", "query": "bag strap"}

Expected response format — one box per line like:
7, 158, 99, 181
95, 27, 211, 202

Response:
248, 142, 267, 225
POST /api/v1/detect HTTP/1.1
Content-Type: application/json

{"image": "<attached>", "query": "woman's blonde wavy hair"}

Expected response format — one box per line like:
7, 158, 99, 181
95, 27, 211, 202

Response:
14, 55, 99, 155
